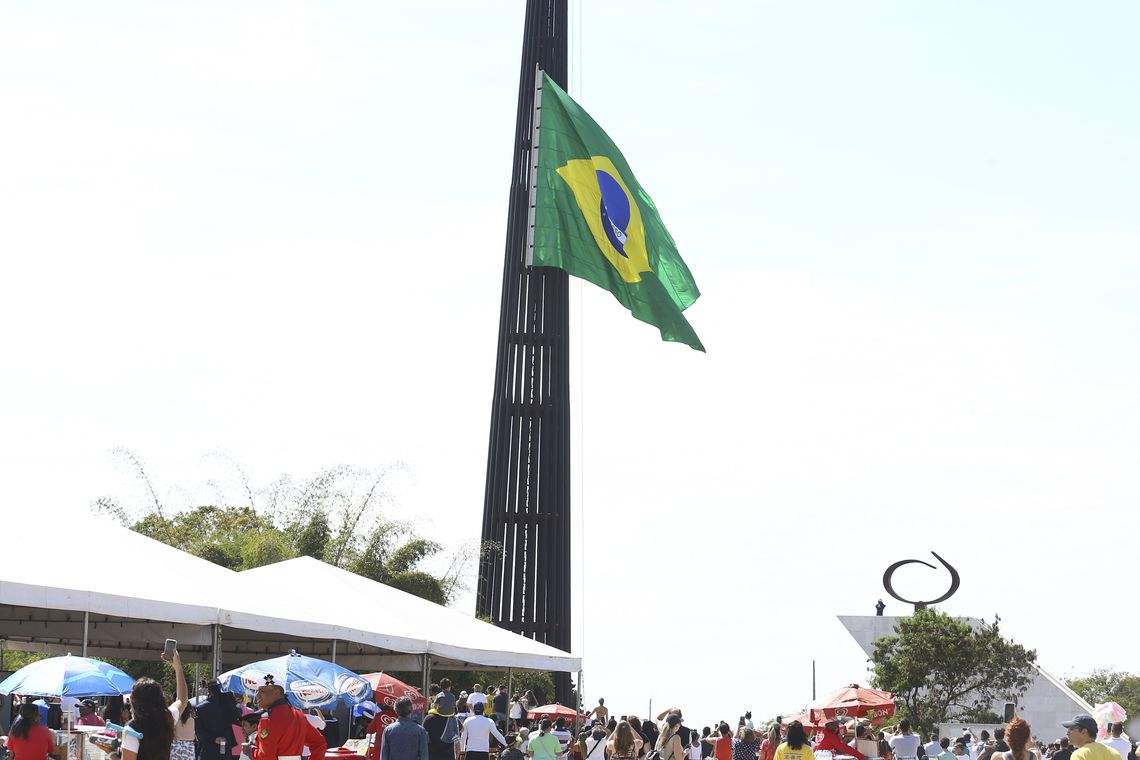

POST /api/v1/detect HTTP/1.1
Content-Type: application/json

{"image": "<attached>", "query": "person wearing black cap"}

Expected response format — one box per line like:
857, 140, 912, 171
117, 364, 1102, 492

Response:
1063, 715, 1116, 760
76, 700, 106, 727
656, 709, 692, 749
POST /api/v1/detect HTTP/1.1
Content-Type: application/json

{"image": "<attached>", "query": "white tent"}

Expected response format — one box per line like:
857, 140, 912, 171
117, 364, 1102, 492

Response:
0, 518, 235, 660
228, 557, 579, 672
0, 517, 580, 674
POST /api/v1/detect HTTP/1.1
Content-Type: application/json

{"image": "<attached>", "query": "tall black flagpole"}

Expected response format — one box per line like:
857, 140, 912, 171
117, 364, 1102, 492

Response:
476, 0, 572, 704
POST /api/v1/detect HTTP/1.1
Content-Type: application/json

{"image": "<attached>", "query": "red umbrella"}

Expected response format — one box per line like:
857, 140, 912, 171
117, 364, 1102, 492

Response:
784, 713, 828, 732
527, 703, 584, 720
808, 684, 896, 724
360, 672, 426, 714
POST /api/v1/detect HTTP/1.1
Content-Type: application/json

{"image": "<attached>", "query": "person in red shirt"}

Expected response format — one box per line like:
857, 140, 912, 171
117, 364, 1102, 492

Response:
252, 678, 327, 760
363, 706, 387, 760
703, 724, 734, 760
76, 700, 107, 727
814, 721, 865, 760
8, 702, 63, 760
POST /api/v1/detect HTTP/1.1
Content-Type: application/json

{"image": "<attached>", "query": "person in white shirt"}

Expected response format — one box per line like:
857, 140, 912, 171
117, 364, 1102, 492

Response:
461, 704, 507, 760
552, 718, 574, 756
925, 735, 943, 758
467, 685, 489, 715
1100, 724, 1131, 760
889, 720, 922, 760
303, 710, 327, 759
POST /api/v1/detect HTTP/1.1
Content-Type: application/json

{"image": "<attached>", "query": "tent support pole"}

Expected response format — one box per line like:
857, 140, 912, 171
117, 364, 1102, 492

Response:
507, 668, 513, 700
212, 624, 222, 678
422, 655, 431, 699
576, 669, 583, 728
82, 612, 89, 657
331, 640, 337, 664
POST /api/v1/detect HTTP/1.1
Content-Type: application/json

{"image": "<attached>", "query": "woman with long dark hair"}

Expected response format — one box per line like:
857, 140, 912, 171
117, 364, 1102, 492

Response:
104, 696, 131, 725
8, 702, 63, 760
773, 721, 814, 760
121, 678, 175, 760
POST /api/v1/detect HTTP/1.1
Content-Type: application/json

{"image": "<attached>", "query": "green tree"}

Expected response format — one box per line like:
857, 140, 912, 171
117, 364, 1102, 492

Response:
93, 452, 467, 603
1067, 669, 1140, 718
870, 607, 1037, 736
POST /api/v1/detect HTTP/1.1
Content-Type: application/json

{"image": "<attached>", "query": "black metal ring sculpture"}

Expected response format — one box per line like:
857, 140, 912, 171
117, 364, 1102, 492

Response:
882, 551, 960, 611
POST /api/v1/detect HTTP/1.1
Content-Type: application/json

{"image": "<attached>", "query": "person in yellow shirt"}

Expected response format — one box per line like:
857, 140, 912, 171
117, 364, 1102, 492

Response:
772, 722, 814, 760
1064, 715, 1121, 760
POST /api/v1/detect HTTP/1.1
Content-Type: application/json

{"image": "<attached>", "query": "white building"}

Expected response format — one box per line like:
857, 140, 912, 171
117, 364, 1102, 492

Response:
838, 615, 1092, 740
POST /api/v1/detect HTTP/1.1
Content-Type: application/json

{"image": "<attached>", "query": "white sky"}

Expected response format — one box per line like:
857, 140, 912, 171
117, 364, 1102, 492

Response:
2, 0, 1139, 728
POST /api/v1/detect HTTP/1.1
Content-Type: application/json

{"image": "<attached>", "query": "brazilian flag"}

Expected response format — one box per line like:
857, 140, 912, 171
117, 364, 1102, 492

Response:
530, 73, 704, 352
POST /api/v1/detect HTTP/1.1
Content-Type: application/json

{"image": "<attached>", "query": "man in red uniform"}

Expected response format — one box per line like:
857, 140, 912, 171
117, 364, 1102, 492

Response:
252, 678, 328, 760
814, 720, 865, 760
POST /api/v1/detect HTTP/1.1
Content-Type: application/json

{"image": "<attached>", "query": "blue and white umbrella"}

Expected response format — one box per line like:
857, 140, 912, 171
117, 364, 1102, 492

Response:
0, 655, 135, 697
218, 651, 372, 711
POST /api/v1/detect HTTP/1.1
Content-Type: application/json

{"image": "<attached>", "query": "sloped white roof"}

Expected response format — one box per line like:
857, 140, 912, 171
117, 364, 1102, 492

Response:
0, 517, 234, 624
228, 557, 580, 672
0, 516, 579, 673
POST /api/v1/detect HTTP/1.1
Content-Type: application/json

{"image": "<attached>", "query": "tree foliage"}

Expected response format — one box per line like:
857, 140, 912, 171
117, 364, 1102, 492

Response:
93, 452, 468, 604
870, 607, 1037, 736
1066, 669, 1140, 718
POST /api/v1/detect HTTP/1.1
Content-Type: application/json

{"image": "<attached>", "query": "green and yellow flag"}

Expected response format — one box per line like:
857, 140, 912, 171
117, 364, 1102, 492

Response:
530, 73, 704, 351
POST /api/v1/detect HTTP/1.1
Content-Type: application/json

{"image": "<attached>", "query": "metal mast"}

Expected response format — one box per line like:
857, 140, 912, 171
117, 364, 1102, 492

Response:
477, 0, 572, 704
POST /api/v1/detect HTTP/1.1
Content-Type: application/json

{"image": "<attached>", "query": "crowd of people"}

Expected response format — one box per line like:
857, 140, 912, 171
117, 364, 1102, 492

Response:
369, 685, 1140, 760
2, 649, 327, 760
5, 664, 1137, 760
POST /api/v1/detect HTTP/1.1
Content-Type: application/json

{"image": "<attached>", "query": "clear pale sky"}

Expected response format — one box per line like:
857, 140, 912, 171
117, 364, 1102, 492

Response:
2, 0, 1139, 728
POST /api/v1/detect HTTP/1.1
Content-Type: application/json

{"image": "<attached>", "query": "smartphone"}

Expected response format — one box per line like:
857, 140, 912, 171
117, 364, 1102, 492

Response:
163, 638, 177, 658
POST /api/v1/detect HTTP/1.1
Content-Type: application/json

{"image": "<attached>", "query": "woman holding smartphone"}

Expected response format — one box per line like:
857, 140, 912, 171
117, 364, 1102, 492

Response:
164, 647, 197, 760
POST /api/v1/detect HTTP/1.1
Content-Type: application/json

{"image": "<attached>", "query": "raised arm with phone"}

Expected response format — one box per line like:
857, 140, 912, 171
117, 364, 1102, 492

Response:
164, 645, 199, 760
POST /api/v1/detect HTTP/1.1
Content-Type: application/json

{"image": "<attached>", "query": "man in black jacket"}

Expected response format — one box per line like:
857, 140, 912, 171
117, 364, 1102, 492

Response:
196, 682, 239, 760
